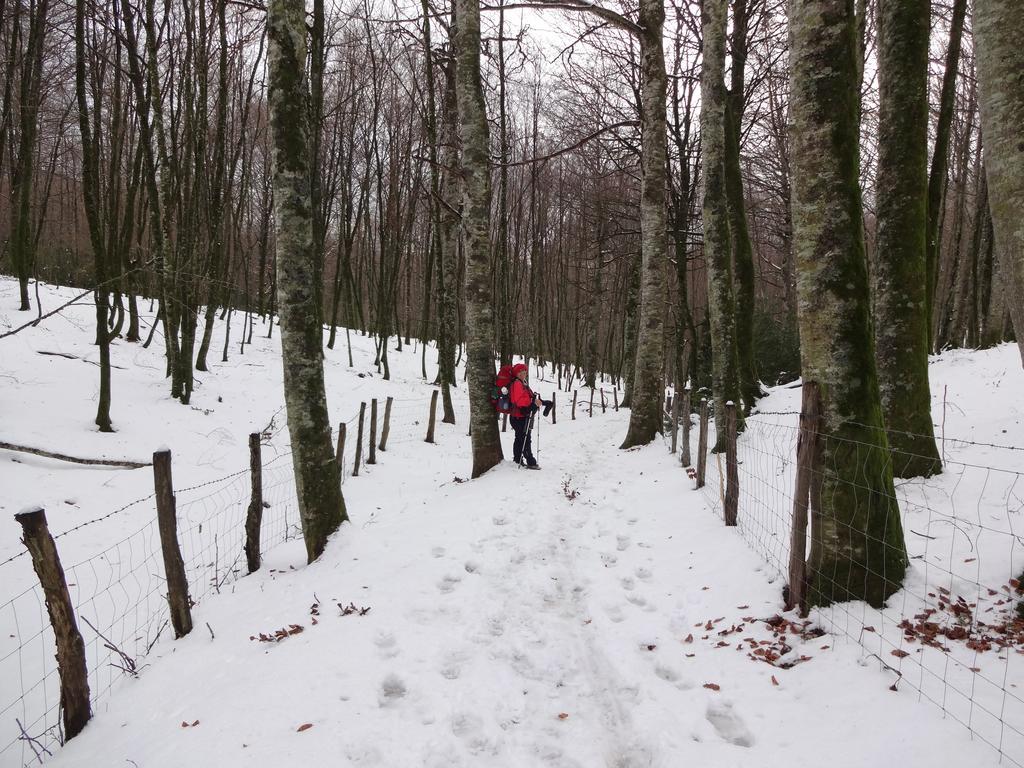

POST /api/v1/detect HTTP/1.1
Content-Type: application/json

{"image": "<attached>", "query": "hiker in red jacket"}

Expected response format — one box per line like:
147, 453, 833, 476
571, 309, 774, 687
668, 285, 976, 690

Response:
509, 363, 542, 469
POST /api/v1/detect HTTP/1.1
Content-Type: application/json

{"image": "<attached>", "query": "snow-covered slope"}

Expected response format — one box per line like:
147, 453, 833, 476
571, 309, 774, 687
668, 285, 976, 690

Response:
1, 278, 1020, 767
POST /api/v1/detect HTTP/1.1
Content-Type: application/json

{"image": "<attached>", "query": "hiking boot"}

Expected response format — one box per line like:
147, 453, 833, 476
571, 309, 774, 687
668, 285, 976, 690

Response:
525, 464, 541, 471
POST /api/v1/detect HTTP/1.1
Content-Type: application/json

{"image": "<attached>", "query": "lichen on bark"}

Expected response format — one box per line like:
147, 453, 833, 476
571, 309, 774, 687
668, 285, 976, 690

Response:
789, 0, 908, 608
267, 0, 347, 562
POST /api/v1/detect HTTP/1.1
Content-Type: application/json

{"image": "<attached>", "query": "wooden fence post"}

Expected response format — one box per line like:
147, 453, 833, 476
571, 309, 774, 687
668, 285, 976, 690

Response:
787, 381, 822, 614
426, 389, 439, 443
551, 391, 557, 425
724, 402, 739, 526
353, 403, 366, 476
379, 396, 393, 451
335, 422, 347, 477
571, 390, 578, 420
613, 388, 619, 411
15, 507, 91, 740
696, 399, 709, 489
368, 398, 378, 465
589, 388, 594, 418
153, 449, 193, 638
670, 388, 681, 454
245, 433, 263, 574
600, 388, 606, 413
680, 388, 692, 466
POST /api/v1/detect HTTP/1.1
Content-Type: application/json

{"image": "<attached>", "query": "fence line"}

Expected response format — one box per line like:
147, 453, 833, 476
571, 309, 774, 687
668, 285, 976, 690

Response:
677, 392, 1024, 766
0, 388, 457, 767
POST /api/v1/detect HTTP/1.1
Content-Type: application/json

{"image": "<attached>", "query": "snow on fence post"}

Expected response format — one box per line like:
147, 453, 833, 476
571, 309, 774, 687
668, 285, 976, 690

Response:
153, 449, 193, 638
551, 391, 557, 425
696, 399, 709, 489
379, 397, 393, 451
724, 402, 739, 526
353, 403, 366, 477
670, 387, 681, 454
426, 390, 439, 443
571, 390, 578, 420
15, 507, 92, 740
335, 422, 347, 477
680, 388, 692, 467
245, 433, 263, 574
787, 381, 823, 614
368, 399, 378, 465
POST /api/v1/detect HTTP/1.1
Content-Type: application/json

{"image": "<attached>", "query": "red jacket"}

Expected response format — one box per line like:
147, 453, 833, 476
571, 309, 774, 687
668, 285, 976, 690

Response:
509, 379, 535, 418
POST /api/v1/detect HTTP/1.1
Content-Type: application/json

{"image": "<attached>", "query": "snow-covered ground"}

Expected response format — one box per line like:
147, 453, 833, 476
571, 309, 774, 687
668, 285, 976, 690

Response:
1, 277, 1021, 767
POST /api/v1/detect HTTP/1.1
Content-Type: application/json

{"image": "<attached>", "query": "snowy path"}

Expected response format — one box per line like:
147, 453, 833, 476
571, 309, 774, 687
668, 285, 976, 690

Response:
40, 407, 1005, 768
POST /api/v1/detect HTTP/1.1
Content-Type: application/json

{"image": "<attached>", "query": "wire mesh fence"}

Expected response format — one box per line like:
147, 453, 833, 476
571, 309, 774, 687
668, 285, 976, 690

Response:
689, 402, 1024, 766
0, 391, 443, 767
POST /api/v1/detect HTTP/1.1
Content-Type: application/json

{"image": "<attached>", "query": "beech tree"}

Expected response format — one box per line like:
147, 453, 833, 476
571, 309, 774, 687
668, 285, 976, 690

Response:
974, 0, 1024, 366
267, 0, 347, 561
789, 0, 908, 607
871, 0, 941, 477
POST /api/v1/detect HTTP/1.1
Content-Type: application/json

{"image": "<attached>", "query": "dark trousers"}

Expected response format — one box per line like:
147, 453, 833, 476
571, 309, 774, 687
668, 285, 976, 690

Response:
510, 415, 536, 466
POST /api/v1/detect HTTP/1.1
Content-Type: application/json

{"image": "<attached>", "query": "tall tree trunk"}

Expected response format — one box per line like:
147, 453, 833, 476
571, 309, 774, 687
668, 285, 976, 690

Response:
454, 0, 502, 476
725, 0, 759, 412
266, 0, 347, 561
925, 0, 967, 348
702, 0, 742, 452
974, 0, 1024, 366
620, 0, 669, 449
789, 0, 908, 608
9, 0, 51, 311
871, 0, 941, 477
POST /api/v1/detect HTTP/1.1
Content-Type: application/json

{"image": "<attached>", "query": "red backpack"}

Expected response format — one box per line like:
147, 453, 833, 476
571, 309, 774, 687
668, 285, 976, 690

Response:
491, 365, 515, 414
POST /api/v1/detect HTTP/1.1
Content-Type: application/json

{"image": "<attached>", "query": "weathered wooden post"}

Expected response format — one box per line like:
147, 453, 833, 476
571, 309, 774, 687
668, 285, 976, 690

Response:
589, 388, 594, 418
724, 402, 739, 526
153, 449, 193, 638
426, 389, 439, 443
335, 422, 347, 477
551, 391, 557, 425
696, 399, 709, 489
245, 433, 263, 573
15, 507, 91, 740
787, 382, 822, 614
680, 388, 692, 466
613, 388, 619, 411
368, 398, 378, 465
571, 390, 578, 420
600, 388, 606, 414
353, 402, 366, 477
670, 388, 681, 454
379, 397, 393, 451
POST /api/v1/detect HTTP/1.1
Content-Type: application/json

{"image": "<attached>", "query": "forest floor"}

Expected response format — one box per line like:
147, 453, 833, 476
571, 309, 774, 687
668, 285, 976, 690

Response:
1, 277, 1021, 767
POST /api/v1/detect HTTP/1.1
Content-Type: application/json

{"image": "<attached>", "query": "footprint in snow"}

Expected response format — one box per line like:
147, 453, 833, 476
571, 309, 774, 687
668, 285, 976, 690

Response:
634, 566, 652, 582
706, 701, 755, 748
374, 631, 399, 659
379, 673, 407, 706
620, 576, 635, 590
431, 546, 446, 558
493, 515, 509, 526
438, 574, 462, 593
616, 535, 631, 551
600, 552, 618, 567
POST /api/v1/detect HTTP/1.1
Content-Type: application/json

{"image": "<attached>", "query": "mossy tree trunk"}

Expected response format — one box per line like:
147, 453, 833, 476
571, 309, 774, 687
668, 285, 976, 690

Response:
454, 0, 503, 476
789, 0, 909, 608
620, 0, 669, 449
266, 0, 347, 562
974, 0, 1024, 367
871, 0, 941, 477
701, 0, 742, 452
725, 0, 759, 413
